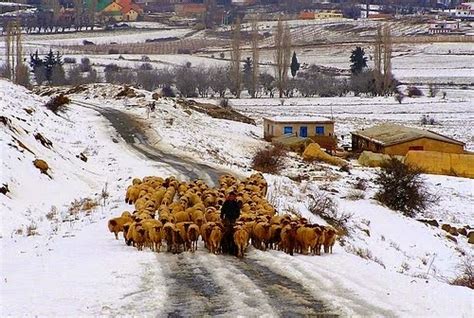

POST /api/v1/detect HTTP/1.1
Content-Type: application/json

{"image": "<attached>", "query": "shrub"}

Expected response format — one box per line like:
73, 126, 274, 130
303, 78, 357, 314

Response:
141, 55, 150, 62
451, 255, 474, 290
346, 189, 365, 200
140, 63, 154, 71
177, 48, 192, 54
219, 52, 225, 59
45, 94, 70, 114
395, 93, 404, 104
428, 84, 439, 97
307, 191, 352, 235
251, 143, 287, 174
108, 48, 119, 54
354, 178, 367, 191
80, 57, 91, 72
219, 98, 231, 109
162, 85, 175, 97
374, 158, 437, 217
63, 57, 77, 64
420, 114, 437, 125
407, 86, 423, 97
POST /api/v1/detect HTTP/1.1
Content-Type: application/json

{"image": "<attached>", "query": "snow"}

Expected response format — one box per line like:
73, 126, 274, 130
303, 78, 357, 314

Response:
265, 115, 334, 123
1, 78, 473, 316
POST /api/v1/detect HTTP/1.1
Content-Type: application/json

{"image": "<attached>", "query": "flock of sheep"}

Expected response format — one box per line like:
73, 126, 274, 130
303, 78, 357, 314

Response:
108, 173, 337, 258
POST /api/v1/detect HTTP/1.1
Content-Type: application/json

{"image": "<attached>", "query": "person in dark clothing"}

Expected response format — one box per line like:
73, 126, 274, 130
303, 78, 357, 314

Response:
220, 191, 241, 255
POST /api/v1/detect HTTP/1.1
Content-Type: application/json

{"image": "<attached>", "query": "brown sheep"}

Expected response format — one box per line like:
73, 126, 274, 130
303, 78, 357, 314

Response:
175, 222, 193, 252
174, 211, 191, 223
187, 224, 200, 252
125, 185, 140, 204
323, 226, 337, 254
280, 222, 298, 256
296, 226, 318, 255
162, 222, 176, 252
121, 211, 132, 218
209, 224, 223, 254
233, 227, 250, 258
268, 224, 283, 250
142, 219, 163, 252
108, 215, 133, 239
126, 222, 146, 251
252, 222, 272, 251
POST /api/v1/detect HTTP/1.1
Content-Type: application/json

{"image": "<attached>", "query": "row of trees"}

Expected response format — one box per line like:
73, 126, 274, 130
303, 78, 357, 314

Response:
0, 0, 98, 35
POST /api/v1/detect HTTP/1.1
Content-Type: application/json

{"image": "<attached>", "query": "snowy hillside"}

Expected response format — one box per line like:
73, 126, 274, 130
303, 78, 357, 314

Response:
1, 80, 473, 316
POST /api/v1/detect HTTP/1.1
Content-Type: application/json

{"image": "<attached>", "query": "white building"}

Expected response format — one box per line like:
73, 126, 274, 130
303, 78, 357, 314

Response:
428, 20, 460, 34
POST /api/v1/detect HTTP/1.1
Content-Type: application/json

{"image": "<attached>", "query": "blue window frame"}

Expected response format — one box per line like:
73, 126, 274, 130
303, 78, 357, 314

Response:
316, 126, 325, 135
299, 126, 308, 137
283, 126, 293, 134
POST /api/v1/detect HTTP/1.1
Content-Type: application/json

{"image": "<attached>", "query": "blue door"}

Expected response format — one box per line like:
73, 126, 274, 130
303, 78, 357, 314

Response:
300, 126, 308, 137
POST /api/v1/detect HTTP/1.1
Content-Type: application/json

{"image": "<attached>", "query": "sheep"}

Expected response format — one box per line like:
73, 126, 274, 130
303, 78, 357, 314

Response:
187, 224, 200, 252
209, 224, 223, 254
162, 222, 176, 252
296, 226, 318, 255
268, 224, 283, 250
252, 222, 272, 251
174, 211, 191, 223
126, 222, 146, 251
233, 226, 250, 258
201, 222, 215, 249
323, 226, 337, 254
175, 222, 193, 252
125, 185, 140, 204
108, 215, 133, 239
280, 222, 299, 256
141, 219, 163, 252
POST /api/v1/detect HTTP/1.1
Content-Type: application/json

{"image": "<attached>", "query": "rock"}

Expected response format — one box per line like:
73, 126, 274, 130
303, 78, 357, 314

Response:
441, 224, 451, 232
468, 231, 474, 244
112, 138, 119, 143
362, 229, 370, 237
0, 183, 9, 195
76, 152, 88, 162
357, 151, 391, 167
448, 227, 459, 236
152, 92, 161, 100
458, 227, 467, 237
34, 132, 53, 149
446, 235, 457, 243
33, 159, 49, 174
418, 219, 439, 227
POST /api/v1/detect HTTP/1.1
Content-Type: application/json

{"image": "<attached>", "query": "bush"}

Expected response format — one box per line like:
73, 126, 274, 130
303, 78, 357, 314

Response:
251, 143, 287, 174
140, 63, 154, 71
63, 57, 77, 64
420, 114, 437, 125
407, 86, 423, 97
219, 98, 231, 109
161, 85, 175, 97
45, 94, 70, 114
354, 178, 367, 191
451, 255, 474, 290
307, 191, 352, 235
374, 158, 437, 217
177, 48, 192, 54
80, 57, 91, 72
346, 190, 365, 200
428, 84, 439, 98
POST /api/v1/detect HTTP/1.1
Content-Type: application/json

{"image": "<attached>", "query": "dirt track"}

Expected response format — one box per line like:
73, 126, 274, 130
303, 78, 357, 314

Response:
73, 100, 336, 317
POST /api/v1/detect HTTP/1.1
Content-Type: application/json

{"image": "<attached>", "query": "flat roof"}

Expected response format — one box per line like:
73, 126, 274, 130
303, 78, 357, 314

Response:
264, 116, 334, 123
352, 123, 465, 147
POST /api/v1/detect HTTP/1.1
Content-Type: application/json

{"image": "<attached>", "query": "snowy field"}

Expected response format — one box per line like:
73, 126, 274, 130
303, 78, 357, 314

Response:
2, 78, 472, 316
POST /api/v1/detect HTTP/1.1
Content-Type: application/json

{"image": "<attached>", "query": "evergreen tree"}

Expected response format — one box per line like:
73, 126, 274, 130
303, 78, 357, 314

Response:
290, 51, 300, 78
43, 49, 63, 84
350, 46, 367, 75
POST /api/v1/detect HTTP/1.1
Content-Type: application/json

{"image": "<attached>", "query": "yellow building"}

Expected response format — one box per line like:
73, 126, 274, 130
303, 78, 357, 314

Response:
263, 116, 336, 150
314, 10, 344, 19
351, 123, 465, 156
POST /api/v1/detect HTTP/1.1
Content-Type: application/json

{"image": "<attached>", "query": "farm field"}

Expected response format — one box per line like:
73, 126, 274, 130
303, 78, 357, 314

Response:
1, 17, 473, 317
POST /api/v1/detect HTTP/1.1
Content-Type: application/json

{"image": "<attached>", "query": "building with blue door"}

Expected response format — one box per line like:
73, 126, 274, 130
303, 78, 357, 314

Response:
263, 116, 337, 150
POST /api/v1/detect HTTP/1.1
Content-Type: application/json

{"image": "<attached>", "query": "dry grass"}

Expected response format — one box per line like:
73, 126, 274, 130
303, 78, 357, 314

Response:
46, 206, 58, 221
451, 255, 474, 289
26, 222, 38, 236
251, 143, 287, 174
346, 189, 365, 201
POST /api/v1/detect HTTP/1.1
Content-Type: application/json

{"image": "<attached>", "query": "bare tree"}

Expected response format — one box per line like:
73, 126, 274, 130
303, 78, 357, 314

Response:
230, 17, 242, 98
274, 19, 291, 98
88, 0, 97, 30
250, 18, 260, 98
374, 25, 393, 96
73, 0, 83, 31
4, 22, 13, 80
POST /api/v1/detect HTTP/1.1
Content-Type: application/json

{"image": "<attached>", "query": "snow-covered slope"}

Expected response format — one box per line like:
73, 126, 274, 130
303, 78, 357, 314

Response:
1, 80, 472, 316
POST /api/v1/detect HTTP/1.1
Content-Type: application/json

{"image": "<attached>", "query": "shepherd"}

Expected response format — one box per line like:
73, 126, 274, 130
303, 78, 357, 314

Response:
220, 191, 241, 256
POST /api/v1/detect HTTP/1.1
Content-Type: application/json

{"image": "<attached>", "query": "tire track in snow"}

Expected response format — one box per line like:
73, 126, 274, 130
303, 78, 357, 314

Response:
75, 99, 335, 316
